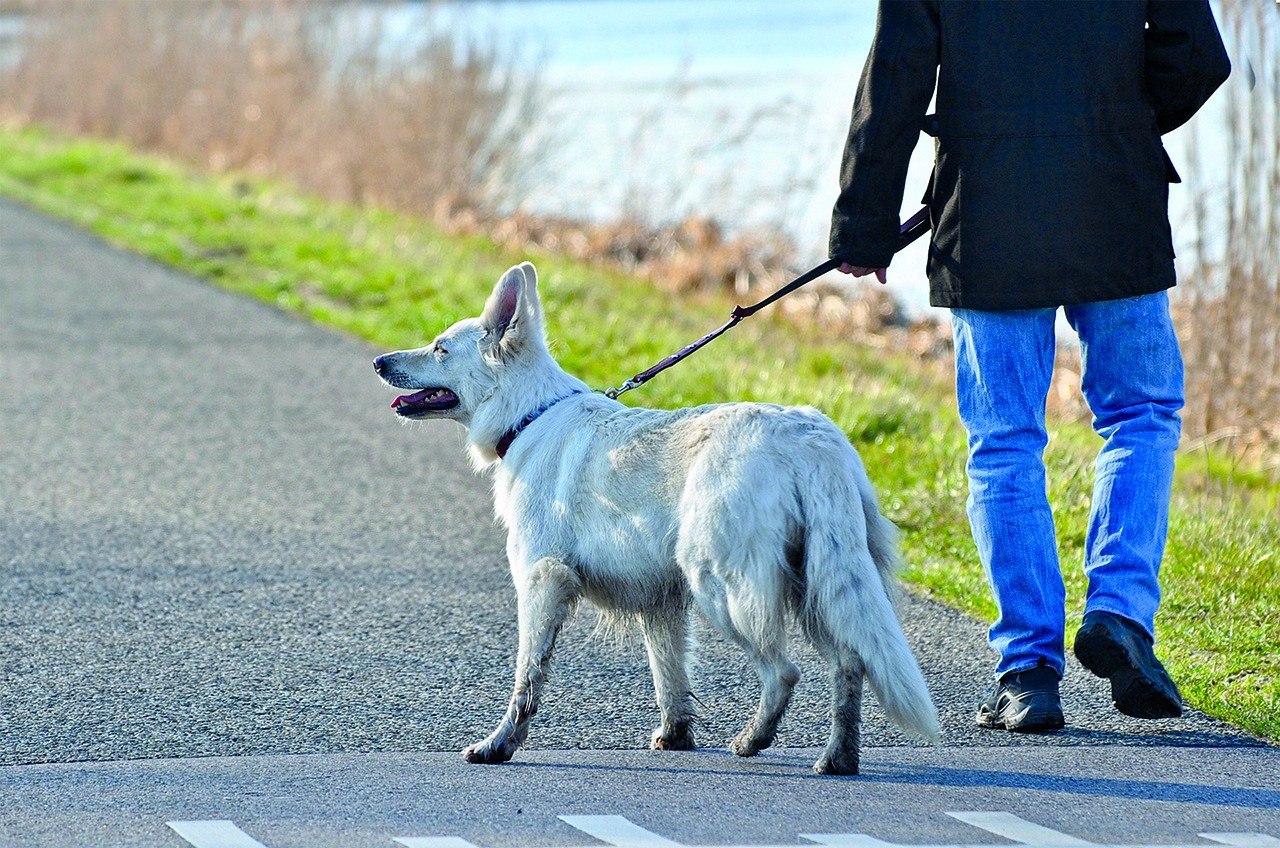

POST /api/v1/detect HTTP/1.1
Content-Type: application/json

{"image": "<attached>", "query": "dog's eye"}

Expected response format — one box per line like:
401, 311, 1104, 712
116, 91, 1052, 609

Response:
435, 345, 448, 359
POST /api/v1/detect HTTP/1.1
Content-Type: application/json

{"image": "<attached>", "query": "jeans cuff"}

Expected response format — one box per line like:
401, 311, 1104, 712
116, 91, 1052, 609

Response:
996, 659, 1064, 681
1083, 603, 1155, 640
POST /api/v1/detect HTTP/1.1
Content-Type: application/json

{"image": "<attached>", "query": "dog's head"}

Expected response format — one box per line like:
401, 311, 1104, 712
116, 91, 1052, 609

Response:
373, 261, 547, 426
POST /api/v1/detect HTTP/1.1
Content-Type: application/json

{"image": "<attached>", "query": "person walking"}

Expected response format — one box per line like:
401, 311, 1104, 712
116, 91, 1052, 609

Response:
829, 1, 1230, 731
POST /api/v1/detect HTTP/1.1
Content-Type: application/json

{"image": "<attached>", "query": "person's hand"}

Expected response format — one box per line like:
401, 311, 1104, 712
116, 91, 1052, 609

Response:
838, 263, 888, 285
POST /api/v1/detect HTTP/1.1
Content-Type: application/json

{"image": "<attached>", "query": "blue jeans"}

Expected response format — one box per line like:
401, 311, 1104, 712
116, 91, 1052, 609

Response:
951, 292, 1184, 679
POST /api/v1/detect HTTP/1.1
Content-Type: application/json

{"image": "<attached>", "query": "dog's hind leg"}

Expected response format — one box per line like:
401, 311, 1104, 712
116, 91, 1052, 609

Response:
641, 602, 696, 751
730, 641, 800, 757
687, 565, 798, 757
815, 652, 865, 776
463, 557, 579, 765
802, 618, 865, 776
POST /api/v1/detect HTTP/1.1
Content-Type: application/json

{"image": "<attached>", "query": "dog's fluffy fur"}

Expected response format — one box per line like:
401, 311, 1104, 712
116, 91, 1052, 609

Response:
376, 262, 939, 775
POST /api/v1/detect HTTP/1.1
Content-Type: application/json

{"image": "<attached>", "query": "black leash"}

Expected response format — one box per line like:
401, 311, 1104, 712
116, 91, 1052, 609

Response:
602, 206, 932, 400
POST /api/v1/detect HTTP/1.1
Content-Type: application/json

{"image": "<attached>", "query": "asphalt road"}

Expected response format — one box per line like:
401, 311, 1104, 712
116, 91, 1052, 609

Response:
0, 198, 1275, 847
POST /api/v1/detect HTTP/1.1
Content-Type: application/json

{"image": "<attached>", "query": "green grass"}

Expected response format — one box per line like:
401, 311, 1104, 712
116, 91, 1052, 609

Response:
0, 124, 1275, 741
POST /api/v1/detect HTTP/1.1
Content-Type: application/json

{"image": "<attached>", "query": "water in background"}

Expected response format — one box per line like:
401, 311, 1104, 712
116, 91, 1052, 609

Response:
373, 0, 1226, 315
371, 0, 947, 308
0, 14, 22, 70
1, 2, 1228, 314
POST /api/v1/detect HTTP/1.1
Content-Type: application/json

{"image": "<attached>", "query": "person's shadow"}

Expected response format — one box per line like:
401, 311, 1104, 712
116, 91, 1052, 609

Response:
861, 761, 1278, 809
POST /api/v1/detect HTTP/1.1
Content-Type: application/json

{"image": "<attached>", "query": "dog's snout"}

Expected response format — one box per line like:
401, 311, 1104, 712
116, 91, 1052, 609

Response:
373, 355, 389, 376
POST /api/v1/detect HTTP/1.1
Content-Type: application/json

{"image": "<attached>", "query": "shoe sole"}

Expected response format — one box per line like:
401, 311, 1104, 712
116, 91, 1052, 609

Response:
975, 706, 1065, 733
974, 708, 1002, 730
1074, 630, 1182, 719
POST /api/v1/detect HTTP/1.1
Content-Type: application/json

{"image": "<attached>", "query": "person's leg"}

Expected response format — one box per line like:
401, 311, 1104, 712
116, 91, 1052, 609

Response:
1065, 292, 1184, 635
1065, 292, 1184, 718
951, 306, 1064, 679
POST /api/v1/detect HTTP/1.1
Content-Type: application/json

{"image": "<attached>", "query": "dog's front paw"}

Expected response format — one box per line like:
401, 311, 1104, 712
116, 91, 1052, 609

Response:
813, 748, 859, 776
729, 725, 772, 757
650, 725, 695, 751
462, 739, 517, 765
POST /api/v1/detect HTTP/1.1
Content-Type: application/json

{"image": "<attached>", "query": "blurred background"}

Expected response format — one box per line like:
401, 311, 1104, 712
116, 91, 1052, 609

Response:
0, 0, 1274, 445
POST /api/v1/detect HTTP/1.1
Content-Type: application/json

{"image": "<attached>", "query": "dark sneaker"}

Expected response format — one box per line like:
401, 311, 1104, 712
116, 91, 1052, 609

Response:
975, 666, 1065, 732
1073, 610, 1182, 719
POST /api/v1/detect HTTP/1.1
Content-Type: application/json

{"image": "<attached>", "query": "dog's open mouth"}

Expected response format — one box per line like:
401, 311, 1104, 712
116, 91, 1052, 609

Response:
391, 387, 459, 418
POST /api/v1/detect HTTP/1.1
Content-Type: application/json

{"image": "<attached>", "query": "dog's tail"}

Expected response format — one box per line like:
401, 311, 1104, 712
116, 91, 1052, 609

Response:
800, 447, 940, 744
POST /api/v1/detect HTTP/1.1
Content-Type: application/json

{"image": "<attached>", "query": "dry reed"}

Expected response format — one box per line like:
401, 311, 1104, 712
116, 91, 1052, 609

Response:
0, 0, 537, 216
0, 0, 943, 347
1178, 0, 1280, 452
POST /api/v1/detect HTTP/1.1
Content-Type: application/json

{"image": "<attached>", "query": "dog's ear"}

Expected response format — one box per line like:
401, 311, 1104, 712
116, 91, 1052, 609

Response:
480, 263, 542, 355
517, 261, 544, 327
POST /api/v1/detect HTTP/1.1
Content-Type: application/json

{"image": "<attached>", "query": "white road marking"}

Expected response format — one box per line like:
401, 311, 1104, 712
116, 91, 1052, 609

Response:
948, 811, 1097, 846
801, 835, 896, 847
166, 812, 1280, 848
560, 814, 683, 847
797, 845, 1273, 848
166, 820, 270, 848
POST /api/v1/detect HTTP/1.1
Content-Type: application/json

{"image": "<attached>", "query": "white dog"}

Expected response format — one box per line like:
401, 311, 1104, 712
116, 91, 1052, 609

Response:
374, 262, 939, 775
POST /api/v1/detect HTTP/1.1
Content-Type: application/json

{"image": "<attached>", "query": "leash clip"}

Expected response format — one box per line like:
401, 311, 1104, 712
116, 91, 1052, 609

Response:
601, 378, 640, 400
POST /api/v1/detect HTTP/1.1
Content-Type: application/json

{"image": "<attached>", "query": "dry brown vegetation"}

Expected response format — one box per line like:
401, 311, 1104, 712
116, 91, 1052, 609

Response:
0, 0, 904, 336
0, 0, 534, 214
7, 0, 1269, 399
1178, 0, 1280, 453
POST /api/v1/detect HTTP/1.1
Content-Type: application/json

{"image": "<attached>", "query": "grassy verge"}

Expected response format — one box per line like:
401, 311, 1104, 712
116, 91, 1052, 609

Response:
0, 124, 1275, 741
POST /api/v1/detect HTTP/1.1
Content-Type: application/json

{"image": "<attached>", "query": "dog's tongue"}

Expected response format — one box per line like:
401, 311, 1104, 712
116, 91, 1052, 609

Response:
391, 389, 434, 409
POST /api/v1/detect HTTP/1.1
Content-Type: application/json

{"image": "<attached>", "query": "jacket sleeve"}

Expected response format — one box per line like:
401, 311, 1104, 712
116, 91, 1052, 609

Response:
1145, 0, 1231, 135
829, 0, 939, 268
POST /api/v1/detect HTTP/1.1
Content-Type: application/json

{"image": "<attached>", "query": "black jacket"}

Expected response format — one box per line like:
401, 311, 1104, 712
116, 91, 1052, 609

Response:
829, 0, 1231, 310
